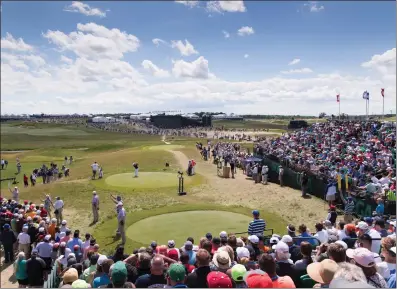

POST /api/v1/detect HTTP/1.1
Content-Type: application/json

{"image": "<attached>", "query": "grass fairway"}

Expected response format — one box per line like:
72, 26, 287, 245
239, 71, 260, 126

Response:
126, 210, 252, 246
105, 172, 194, 189
149, 145, 185, 150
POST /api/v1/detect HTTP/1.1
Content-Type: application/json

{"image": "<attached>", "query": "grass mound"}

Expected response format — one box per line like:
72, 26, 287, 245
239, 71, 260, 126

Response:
105, 172, 192, 189
126, 210, 252, 246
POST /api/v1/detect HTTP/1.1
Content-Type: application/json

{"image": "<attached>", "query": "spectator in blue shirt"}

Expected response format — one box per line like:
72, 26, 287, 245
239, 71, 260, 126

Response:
67, 230, 83, 260
375, 199, 385, 216
296, 224, 316, 246
93, 258, 114, 288
247, 210, 266, 237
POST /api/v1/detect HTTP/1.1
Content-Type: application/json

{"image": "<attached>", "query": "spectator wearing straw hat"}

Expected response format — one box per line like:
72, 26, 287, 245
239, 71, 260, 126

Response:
307, 259, 338, 288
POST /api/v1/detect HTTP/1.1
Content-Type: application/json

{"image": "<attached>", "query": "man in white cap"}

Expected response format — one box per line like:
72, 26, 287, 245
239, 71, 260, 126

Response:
18, 225, 31, 257
356, 221, 381, 253
117, 202, 126, 245
92, 191, 99, 224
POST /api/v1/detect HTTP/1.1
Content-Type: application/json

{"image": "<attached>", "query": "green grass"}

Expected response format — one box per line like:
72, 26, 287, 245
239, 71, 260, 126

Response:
212, 119, 287, 130
104, 172, 195, 189
93, 204, 287, 255
126, 210, 252, 246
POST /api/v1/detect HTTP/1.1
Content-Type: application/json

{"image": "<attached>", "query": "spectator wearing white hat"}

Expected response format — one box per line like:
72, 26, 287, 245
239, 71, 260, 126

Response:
18, 225, 31, 257
274, 241, 295, 278
356, 221, 381, 254
346, 247, 387, 288
60, 220, 69, 233
92, 191, 99, 224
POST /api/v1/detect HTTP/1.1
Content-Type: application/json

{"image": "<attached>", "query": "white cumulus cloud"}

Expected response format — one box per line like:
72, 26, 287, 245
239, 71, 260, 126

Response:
43, 22, 140, 60
237, 26, 254, 36
172, 56, 211, 79
64, 1, 107, 17
141, 60, 170, 78
171, 39, 199, 56
206, 1, 246, 13
174, 1, 199, 8
152, 38, 168, 47
288, 58, 301, 65
1, 32, 33, 51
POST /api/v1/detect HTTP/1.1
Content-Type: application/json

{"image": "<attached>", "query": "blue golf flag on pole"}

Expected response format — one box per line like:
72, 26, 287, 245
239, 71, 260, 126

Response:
362, 91, 370, 100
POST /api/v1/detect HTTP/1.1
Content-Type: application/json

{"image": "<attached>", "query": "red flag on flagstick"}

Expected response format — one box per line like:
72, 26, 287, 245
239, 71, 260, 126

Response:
381, 88, 385, 97
336, 94, 340, 102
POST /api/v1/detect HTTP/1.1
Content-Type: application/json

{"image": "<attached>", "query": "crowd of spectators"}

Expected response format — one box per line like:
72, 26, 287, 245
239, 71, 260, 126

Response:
1, 195, 397, 288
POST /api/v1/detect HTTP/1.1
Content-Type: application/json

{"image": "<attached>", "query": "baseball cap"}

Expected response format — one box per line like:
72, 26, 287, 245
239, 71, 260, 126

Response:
346, 248, 375, 267
335, 240, 348, 250
111, 261, 128, 284
150, 241, 157, 248
184, 241, 193, 250
206, 271, 232, 288
44, 234, 51, 241
236, 247, 250, 259
219, 231, 228, 239
73, 245, 80, 250
244, 270, 273, 288
168, 263, 186, 282
252, 210, 260, 216
97, 254, 108, 266
92, 191, 96, 195
71, 280, 90, 288
307, 259, 338, 284
356, 221, 369, 231
281, 235, 293, 243
275, 241, 289, 254
167, 249, 179, 261
167, 240, 175, 248
3, 224, 10, 229
390, 247, 396, 255
364, 217, 374, 225
61, 220, 67, 225
344, 224, 356, 233
248, 235, 259, 244
270, 237, 279, 245
287, 224, 296, 233
206, 233, 213, 240
324, 220, 332, 227
63, 268, 78, 284
231, 264, 247, 282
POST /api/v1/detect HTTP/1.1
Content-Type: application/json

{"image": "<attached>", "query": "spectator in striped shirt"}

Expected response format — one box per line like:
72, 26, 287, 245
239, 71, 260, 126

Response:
247, 210, 266, 237
339, 190, 355, 223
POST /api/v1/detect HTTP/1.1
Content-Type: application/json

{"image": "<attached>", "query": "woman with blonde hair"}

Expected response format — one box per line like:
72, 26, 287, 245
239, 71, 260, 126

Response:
14, 252, 28, 288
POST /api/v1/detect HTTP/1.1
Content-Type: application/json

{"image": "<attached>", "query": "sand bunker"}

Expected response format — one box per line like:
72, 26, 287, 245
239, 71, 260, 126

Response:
105, 172, 192, 189
126, 210, 252, 246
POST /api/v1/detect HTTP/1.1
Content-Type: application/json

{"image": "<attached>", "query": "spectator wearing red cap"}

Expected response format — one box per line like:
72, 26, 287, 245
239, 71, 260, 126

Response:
206, 271, 232, 288
243, 270, 273, 288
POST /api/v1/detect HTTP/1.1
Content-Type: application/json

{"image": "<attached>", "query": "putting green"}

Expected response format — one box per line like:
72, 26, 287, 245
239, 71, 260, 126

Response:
149, 145, 185, 150
126, 211, 252, 246
105, 172, 192, 189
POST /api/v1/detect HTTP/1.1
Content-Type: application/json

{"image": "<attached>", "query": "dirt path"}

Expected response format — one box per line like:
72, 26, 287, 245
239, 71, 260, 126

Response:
168, 148, 328, 230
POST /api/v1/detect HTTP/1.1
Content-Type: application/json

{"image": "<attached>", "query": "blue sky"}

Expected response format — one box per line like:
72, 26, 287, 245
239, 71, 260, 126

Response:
1, 1, 396, 114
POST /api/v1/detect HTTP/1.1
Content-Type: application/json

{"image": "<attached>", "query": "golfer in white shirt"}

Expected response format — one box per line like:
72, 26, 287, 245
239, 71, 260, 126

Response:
91, 162, 99, 180
117, 202, 126, 245
54, 197, 64, 225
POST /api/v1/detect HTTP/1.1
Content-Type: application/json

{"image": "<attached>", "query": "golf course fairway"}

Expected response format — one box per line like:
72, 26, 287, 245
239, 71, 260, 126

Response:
126, 210, 252, 246
105, 172, 192, 189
